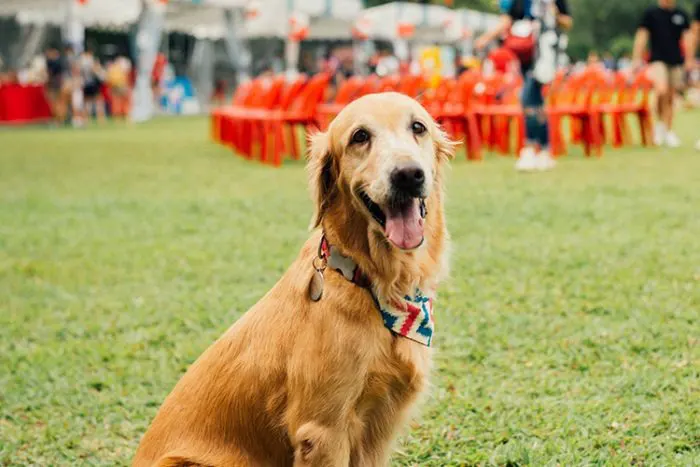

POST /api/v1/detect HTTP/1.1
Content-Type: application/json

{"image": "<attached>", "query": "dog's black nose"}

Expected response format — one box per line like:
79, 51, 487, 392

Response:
391, 165, 425, 197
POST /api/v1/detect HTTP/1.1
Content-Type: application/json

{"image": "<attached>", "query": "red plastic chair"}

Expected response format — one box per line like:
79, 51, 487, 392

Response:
210, 80, 253, 143
246, 73, 332, 166
594, 70, 653, 148
377, 75, 400, 93
229, 75, 307, 161
316, 76, 365, 129
471, 72, 525, 156
421, 73, 481, 160
216, 77, 286, 156
356, 75, 380, 96
547, 72, 604, 157
397, 74, 426, 98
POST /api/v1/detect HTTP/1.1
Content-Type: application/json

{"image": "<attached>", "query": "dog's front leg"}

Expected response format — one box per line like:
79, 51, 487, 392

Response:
292, 421, 351, 467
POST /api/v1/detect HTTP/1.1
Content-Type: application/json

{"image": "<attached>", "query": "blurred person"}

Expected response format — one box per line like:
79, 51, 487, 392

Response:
80, 49, 106, 123
603, 52, 616, 70
299, 51, 316, 75
44, 45, 68, 125
337, 55, 355, 80
488, 42, 519, 74
587, 50, 600, 66
368, 53, 379, 74
617, 53, 633, 71
376, 48, 399, 77
211, 79, 226, 107
106, 55, 132, 119
152, 52, 167, 109
476, 0, 573, 171
257, 62, 275, 84
587, 50, 608, 76
69, 60, 85, 127
632, 0, 692, 148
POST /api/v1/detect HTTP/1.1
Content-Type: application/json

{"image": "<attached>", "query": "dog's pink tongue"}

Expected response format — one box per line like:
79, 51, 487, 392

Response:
385, 199, 424, 250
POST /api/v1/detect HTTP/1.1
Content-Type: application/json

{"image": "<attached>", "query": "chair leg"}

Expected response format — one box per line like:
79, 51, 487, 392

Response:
272, 122, 285, 166
611, 114, 621, 147
258, 121, 268, 163
548, 114, 563, 157
638, 110, 650, 147
243, 120, 253, 158
289, 124, 300, 160
516, 114, 525, 155
273, 122, 284, 167
465, 114, 482, 161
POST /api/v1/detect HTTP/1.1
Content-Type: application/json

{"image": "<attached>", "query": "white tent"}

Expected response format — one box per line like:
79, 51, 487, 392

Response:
355, 2, 500, 43
0, 0, 361, 40
243, 0, 362, 40
358, 2, 453, 43
0, 0, 141, 29
0, 0, 250, 39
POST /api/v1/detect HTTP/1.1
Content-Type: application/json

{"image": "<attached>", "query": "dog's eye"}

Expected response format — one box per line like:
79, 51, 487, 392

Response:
350, 129, 370, 145
411, 121, 427, 136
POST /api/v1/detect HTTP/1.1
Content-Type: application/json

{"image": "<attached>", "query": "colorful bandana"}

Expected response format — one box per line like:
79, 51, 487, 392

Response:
319, 236, 435, 347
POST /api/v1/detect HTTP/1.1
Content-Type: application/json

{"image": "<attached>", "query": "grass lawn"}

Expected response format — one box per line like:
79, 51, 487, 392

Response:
1, 114, 699, 466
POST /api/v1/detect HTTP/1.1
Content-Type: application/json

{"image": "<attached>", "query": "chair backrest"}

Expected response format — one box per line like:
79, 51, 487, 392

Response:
231, 81, 253, 106
397, 74, 425, 98
289, 73, 332, 118
457, 71, 481, 110
378, 75, 400, 93
356, 75, 379, 96
334, 76, 364, 104
245, 75, 286, 109
279, 75, 308, 110
434, 78, 455, 104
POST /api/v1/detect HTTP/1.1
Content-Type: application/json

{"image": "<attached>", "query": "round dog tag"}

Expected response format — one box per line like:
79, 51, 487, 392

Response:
309, 270, 324, 302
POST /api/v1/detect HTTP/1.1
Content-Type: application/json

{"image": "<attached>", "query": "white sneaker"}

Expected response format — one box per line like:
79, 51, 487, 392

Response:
665, 131, 681, 148
536, 150, 556, 171
516, 147, 538, 172
653, 122, 667, 146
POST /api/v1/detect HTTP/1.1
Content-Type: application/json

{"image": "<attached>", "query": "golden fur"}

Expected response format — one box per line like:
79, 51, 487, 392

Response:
133, 92, 456, 467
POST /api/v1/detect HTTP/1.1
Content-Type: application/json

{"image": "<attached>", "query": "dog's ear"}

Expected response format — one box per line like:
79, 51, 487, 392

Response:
307, 130, 337, 229
434, 124, 458, 162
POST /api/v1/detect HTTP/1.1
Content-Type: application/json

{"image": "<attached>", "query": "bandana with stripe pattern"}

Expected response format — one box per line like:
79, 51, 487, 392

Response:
320, 236, 434, 347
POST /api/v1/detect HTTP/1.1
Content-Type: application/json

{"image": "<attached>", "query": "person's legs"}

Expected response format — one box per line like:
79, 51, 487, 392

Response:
662, 66, 686, 147
94, 96, 106, 123
112, 88, 125, 118
519, 74, 553, 171
45, 88, 63, 124
649, 62, 677, 146
73, 86, 86, 127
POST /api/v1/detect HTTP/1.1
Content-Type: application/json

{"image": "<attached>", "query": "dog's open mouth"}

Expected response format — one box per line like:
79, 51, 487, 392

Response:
358, 190, 427, 250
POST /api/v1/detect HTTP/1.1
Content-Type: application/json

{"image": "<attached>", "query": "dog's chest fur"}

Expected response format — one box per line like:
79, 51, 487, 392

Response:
362, 337, 432, 413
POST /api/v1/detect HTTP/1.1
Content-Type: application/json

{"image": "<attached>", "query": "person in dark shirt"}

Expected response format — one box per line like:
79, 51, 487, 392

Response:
44, 46, 68, 125
633, 0, 692, 148
476, 0, 573, 172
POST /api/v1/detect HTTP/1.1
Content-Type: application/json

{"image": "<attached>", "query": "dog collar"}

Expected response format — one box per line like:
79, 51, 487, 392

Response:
317, 235, 434, 347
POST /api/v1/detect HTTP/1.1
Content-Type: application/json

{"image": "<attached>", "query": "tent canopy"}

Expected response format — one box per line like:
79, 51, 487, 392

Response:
0, 0, 363, 40
359, 2, 453, 42
243, 0, 362, 40
358, 2, 499, 43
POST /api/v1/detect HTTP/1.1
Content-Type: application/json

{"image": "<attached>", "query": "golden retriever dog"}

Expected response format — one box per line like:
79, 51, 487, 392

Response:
133, 92, 455, 467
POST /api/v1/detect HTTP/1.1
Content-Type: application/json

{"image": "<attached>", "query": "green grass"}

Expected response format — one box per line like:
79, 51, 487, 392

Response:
1, 115, 699, 466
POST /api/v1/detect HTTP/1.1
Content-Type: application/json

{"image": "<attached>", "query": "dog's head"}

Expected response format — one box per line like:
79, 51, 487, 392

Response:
308, 92, 455, 252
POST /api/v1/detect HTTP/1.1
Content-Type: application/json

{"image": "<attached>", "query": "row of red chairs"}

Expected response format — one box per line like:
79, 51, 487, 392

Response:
423, 68, 654, 160
211, 68, 653, 166
211, 73, 428, 166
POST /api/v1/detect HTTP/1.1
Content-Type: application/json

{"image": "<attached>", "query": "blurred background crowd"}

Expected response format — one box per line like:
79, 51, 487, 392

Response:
0, 0, 699, 127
